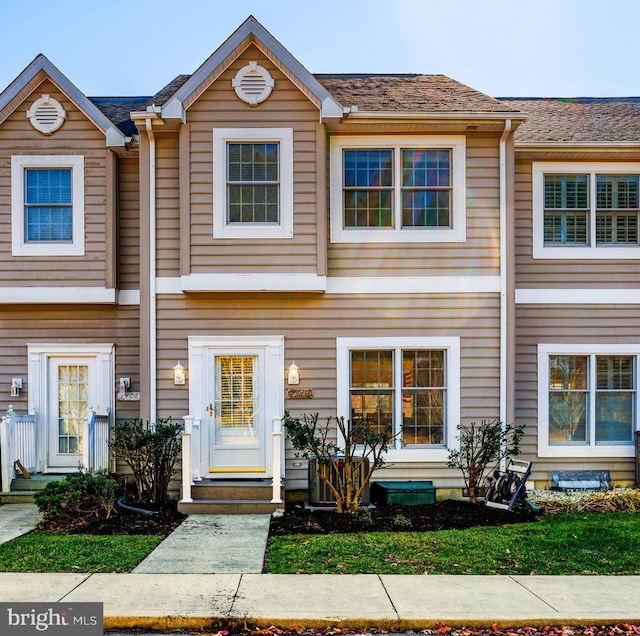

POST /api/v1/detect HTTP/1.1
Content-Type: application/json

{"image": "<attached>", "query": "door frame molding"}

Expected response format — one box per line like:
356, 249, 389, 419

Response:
27, 343, 115, 472
187, 335, 285, 480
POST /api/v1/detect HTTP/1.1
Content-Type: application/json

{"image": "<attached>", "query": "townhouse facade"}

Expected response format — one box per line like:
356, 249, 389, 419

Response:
1, 18, 638, 510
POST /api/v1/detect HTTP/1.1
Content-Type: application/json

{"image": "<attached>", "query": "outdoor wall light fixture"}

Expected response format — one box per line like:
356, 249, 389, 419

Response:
173, 362, 186, 385
11, 378, 22, 397
287, 361, 300, 385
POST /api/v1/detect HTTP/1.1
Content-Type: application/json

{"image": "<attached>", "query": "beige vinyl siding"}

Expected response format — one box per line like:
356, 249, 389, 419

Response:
156, 134, 181, 278
0, 304, 141, 421
155, 292, 500, 490
0, 80, 111, 288
515, 155, 640, 288
184, 45, 320, 275
117, 157, 140, 289
515, 304, 640, 485
327, 134, 500, 277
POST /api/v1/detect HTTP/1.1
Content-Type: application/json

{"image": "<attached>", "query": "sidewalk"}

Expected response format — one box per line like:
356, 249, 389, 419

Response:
0, 572, 639, 630
0, 504, 639, 630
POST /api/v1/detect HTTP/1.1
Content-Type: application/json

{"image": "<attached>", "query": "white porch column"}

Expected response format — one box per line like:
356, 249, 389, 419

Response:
271, 416, 283, 504
181, 415, 194, 503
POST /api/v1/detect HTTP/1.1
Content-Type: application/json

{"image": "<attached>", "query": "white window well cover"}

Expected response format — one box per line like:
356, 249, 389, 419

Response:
27, 95, 66, 135
232, 62, 274, 106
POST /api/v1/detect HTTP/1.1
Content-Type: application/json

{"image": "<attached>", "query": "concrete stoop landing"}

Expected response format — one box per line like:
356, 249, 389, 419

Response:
0, 474, 65, 503
178, 479, 284, 514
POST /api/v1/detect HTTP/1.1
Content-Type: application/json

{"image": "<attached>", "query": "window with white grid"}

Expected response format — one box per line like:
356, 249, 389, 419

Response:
533, 162, 640, 258
331, 136, 466, 243
213, 128, 293, 239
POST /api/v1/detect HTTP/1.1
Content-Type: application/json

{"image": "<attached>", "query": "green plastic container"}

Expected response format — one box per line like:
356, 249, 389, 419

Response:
372, 480, 436, 505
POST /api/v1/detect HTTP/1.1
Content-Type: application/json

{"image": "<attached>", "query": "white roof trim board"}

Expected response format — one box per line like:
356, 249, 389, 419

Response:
0, 54, 127, 147
162, 16, 343, 120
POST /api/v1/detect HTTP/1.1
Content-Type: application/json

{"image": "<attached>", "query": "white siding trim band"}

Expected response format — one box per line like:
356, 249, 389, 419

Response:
0, 287, 117, 304
517, 289, 640, 304
157, 276, 500, 294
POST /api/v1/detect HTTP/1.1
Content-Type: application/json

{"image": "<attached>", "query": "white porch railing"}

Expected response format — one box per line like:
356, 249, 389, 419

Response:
84, 408, 111, 473
179, 413, 285, 505
0, 405, 111, 493
0, 405, 37, 493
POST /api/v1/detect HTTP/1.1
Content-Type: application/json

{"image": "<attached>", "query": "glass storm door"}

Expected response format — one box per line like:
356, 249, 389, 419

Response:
207, 351, 266, 474
47, 357, 94, 469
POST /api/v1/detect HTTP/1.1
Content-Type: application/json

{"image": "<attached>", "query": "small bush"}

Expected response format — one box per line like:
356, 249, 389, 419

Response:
34, 470, 118, 531
110, 418, 183, 504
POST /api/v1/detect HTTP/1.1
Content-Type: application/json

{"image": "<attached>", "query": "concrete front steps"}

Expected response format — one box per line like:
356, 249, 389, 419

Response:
0, 474, 64, 503
177, 479, 284, 514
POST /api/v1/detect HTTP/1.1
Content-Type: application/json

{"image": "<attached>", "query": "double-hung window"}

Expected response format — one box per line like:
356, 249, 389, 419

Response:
11, 155, 84, 256
337, 337, 460, 461
538, 344, 640, 457
213, 128, 293, 239
533, 162, 640, 258
330, 136, 466, 243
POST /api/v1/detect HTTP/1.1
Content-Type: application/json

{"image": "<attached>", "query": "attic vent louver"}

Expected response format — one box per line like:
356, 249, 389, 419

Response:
232, 62, 274, 107
27, 95, 66, 135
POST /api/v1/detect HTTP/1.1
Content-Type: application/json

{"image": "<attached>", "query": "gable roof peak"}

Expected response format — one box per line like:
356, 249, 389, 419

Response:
0, 53, 127, 146
161, 16, 343, 121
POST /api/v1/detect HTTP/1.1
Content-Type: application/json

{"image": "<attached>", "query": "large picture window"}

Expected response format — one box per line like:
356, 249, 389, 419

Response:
337, 337, 460, 461
533, 162, 640, 258
11, 155, 85, 256
331, 136, 466, 243
213, 128, 293, 239
538, 344, 640, 457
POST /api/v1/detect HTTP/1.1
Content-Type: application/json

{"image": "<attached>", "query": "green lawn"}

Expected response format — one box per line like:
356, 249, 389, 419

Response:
264, 511, 640, 575
0, 532, 163, 573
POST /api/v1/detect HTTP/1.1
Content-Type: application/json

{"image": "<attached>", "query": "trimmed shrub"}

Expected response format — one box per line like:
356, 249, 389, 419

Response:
110, 418, 183, 504
34, 469, 118, 530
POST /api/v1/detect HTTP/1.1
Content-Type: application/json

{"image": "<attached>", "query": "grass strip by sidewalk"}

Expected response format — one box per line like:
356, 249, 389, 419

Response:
265, 511, 640, 575
0, 532, 164, 573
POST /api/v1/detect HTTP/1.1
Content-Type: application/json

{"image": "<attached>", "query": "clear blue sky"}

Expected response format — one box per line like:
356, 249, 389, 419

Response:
1, 0, 638, 99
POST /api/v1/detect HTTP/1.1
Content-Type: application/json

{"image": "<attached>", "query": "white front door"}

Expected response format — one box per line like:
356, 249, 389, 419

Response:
47, 357, 96, 470
207, 350, 267, 475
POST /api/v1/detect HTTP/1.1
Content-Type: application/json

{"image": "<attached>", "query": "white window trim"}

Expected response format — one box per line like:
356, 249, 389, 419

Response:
11, 155, 85, 257
532, 161, 640, 259
336, 336, 460, 462
330, 135, 466, 244
212, 128, 293, 239
537, 343, 640, 458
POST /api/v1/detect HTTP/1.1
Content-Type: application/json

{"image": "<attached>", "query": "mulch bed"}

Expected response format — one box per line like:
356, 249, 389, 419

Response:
42, 501, 187, 536
268, 499, 540, 536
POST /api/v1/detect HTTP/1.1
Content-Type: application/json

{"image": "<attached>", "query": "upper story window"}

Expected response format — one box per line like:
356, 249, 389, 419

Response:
213, 128, 293, 239
11, 155, 84, 257
538, 343, 640, 458
533, 162, 640, 259
337, 337, 460, 462
330, 136, 466, 243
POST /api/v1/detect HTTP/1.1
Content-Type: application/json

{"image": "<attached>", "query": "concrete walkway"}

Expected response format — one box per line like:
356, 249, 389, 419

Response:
0, 503, 41, 543
133, 514, 270, 573
1, 504, 639, 630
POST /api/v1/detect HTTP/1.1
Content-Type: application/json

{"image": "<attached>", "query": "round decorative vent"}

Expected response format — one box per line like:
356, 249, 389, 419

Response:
26, 94, 66, 135
232, 62, 274, 106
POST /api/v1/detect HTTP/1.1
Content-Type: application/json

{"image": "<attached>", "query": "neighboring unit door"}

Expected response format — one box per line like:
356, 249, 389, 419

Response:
47, 357, 95, 470
207, 350, 266, 475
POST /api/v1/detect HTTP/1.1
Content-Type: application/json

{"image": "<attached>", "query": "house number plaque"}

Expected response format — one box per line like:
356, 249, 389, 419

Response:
287, 388, 314, 399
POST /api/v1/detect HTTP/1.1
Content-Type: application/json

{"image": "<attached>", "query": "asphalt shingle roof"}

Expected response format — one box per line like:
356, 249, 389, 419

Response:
498, 97, 640, 143
315, 74, 521, 113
